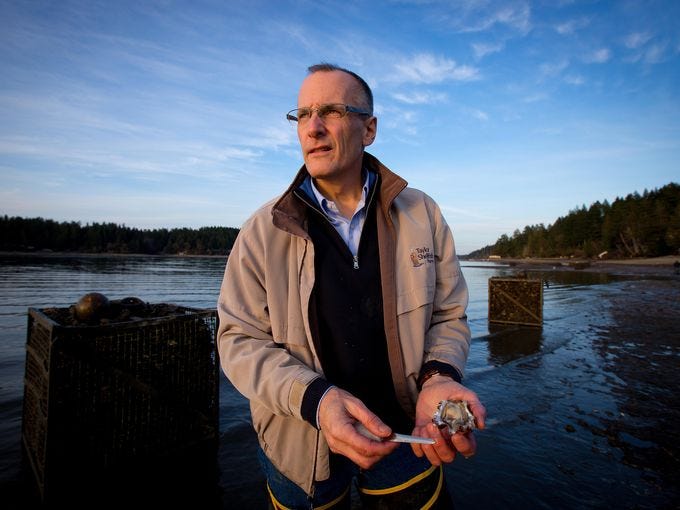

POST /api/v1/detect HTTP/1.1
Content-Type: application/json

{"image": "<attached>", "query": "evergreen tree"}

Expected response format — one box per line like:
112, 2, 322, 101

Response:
465, 182, 679, 258
0, 216, 240, 255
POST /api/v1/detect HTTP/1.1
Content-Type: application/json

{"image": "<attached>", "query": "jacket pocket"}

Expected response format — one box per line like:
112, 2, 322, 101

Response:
271, 320, 319, 370
272, 321, 309, 346
396, 283, 435, 315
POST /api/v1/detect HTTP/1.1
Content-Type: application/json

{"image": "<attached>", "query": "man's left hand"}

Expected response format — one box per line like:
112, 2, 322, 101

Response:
411, 375, 486, 466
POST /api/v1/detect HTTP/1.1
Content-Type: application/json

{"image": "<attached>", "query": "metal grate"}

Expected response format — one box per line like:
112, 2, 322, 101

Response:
21, 305, 219, 503
488, 277, 543, 327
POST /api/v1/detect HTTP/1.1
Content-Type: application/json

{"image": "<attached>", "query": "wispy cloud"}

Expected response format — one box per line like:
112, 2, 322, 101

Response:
378, 106, 420, 137
642, 42, 669, 64
583, 48, 611, 64
471, 42, 504, 59
622, 33, 672, 65
624, 31, 652, 49
522, 92, 549, 103
392, 54, 480, 84
0, 128, 274, 185
554, 17, 591, 35
393, 0, 531, 37
468, 108, 489, 121
564, 74, 585, 86
540, 60, 569, 79
441, 0, 532, 35
391, 91, 447, 104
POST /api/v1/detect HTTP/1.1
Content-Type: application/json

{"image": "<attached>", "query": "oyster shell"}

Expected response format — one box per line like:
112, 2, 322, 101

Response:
432, 400, 476, 434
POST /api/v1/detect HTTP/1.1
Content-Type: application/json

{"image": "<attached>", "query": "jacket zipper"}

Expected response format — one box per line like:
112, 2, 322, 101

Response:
357, 173, 379, 267
295, 173, 380, 272
294, 190, 363, 270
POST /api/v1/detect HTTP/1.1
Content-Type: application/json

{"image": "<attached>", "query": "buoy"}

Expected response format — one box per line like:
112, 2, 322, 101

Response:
74, 292, 110, 322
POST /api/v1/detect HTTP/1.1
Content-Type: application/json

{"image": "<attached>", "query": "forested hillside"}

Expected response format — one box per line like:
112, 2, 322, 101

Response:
0, 216, 239, 255
466, 182, 680, 259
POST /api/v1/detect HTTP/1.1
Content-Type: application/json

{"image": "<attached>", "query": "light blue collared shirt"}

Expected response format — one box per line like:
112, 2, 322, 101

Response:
302, 170, 375, 257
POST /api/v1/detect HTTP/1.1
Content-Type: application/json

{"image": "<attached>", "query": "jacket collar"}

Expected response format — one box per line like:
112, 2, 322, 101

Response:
271, 152, 408, 237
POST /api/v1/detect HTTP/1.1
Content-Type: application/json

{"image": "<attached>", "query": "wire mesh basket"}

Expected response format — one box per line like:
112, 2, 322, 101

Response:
488, 277, 543, 326
21, 304, 219, 503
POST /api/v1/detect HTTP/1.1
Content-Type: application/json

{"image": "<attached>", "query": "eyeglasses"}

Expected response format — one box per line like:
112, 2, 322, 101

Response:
286, 103, 371, 125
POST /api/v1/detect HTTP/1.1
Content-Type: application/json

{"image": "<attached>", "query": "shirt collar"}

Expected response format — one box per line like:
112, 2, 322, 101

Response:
310, 170, 370, 216
299, 168, 375, 212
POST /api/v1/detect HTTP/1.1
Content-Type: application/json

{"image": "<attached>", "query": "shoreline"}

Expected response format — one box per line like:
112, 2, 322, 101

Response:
5, 251, 678, 264
0, 250, 228, 259
3, 251, 679, 277
465, 255, 680, 278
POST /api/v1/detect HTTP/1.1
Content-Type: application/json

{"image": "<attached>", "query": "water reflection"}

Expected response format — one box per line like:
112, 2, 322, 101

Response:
531, 269, 618, 287
484, 324, 544, 366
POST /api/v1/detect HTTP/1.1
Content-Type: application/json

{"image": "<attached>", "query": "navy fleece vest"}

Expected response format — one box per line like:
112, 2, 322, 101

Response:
305, 190, 411, 431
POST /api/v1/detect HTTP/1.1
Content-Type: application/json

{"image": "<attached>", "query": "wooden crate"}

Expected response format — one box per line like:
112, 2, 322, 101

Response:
21, 305, 219, 503
488, 277, 543, 327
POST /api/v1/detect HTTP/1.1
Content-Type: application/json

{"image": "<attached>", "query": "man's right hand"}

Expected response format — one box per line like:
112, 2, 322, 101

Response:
317, 387, 399, 469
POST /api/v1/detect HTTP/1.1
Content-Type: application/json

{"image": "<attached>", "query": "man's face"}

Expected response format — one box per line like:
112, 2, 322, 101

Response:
296, 71, 376, 182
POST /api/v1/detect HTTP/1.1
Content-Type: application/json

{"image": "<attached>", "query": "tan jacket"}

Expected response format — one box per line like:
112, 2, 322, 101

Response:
217, 153, 470, 494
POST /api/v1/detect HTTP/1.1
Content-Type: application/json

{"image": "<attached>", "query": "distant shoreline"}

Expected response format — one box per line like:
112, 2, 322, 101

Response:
466, 255, 679, 266
464, 255, 680, 278
0, 250, 228, 260
4, 251, 678, 265
4, 251, 678, 277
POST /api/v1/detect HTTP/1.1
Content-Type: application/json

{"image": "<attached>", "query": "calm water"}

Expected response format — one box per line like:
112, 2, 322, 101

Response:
1, 254, 678, 509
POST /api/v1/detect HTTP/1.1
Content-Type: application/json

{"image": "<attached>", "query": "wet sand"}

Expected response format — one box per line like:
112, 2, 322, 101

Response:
449, 261, 680, 508
592, 278, 680, 495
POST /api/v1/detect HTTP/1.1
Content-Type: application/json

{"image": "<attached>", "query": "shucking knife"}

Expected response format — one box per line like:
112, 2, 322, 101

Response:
355, 423, 436, 445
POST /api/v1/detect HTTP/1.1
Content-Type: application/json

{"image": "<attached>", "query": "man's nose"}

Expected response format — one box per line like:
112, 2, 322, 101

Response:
304, 111, 326, 136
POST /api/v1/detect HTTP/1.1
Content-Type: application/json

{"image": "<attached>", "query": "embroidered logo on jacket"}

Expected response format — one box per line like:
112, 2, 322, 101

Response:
410, 246, 434, 267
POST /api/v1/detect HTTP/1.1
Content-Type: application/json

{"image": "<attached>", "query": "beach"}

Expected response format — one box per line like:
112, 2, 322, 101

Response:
451, 257, 680, 508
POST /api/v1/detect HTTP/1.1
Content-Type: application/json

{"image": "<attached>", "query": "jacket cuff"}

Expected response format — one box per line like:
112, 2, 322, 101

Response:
417, 360, 462, 391
301, 376, 334, 428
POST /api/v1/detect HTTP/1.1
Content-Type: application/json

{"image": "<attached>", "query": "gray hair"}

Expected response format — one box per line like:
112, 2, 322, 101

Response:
307, 63, 374, 115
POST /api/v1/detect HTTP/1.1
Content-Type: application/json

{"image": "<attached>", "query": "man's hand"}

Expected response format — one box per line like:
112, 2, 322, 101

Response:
411, 376, 486, 466
318, 387, 399, 469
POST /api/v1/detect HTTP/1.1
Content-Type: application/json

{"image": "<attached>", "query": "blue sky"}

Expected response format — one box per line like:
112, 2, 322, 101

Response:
1, 0, 678, 255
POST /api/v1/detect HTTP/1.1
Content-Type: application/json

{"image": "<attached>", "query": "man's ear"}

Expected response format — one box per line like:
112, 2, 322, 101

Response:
363, 116, 377, 147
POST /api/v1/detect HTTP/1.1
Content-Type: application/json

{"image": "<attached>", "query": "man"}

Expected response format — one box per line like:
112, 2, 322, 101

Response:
217, 63, 486, 509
